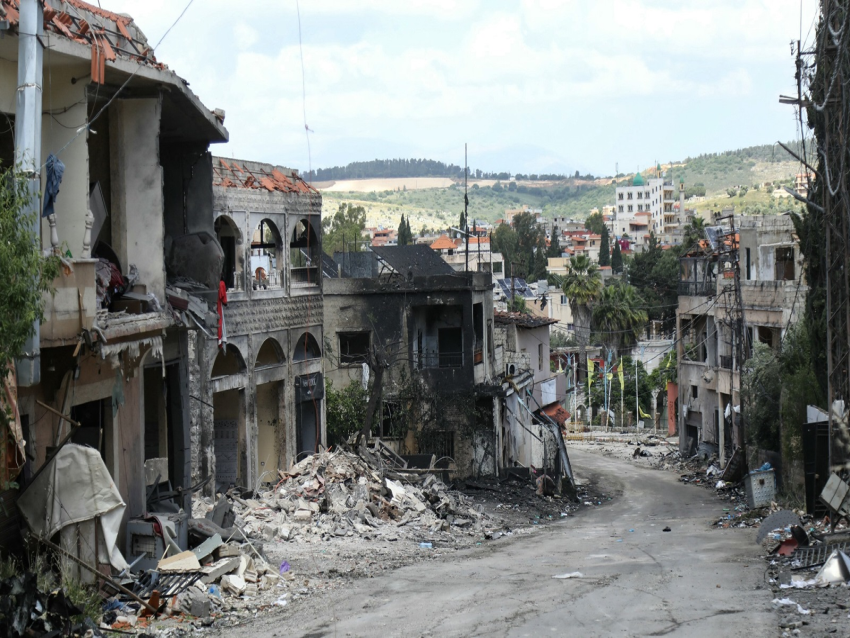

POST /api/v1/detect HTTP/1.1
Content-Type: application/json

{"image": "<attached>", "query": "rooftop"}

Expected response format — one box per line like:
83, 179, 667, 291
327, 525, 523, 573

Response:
430, 235, 458, 250
494, 311, 558, 329
212, 157, 316, 194
371, 245, 455, 277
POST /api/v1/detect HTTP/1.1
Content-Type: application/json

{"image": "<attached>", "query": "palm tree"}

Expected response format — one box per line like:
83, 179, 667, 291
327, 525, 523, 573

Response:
680, 216, 707, 255
561, 254, 603, 381
592, 281, 649, 356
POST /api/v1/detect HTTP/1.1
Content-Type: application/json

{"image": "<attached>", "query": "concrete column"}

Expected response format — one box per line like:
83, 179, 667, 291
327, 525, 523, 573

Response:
109, 98, 165, 302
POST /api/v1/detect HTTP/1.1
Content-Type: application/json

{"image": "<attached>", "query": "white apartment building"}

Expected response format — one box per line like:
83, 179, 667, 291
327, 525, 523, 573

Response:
614, 173, 689, 247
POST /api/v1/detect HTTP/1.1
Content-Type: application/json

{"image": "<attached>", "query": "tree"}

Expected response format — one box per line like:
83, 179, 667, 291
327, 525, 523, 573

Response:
0, 166, 60, 372
561, 254, 603, 382
585, 211, 606, 235
491, 222, 519, 275
325, 379, 370, 446
322, 203, 367, 254
598, 226, 611, 266
397, 214, 412, 246
591, 281, 648, 355
680, 216, 707, 254
611, 237, 623, 273
546, 226, 562, 258
532, 234, 548, 281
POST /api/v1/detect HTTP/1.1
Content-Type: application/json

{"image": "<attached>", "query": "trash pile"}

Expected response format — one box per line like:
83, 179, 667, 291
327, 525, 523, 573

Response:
0, 572, 104, 638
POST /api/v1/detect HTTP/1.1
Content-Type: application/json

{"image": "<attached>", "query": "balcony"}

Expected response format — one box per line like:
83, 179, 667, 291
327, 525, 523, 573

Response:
290, 266, 320, 288
414, 351, 464, 368
678, 281, 715, 296
719, 355, 734, 370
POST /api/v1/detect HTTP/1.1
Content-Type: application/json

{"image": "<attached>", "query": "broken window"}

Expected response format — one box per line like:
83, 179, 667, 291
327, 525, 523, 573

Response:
251, 219, 283, 289
438, 328, 463, 368
473, 303, 484, 364
339, 332, 370, 365
691, 385, 699, 400
293, 332, 322, 361
380, 401, 405, 439
215, 215, 242, 290
417, 430, 455, 460
774, 247, 795, 281
757, 326, 780, 349
290, 217, 320, 288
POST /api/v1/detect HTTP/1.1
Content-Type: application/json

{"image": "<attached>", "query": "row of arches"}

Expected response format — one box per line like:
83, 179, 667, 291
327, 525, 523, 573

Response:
211, 333, 321, 377
214, 215, 320, 291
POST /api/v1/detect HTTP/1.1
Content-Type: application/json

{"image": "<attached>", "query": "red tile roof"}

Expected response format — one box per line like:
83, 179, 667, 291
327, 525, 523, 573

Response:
3, 0, 166, 80
213, 157, 317, 194
430, 235, 457, 250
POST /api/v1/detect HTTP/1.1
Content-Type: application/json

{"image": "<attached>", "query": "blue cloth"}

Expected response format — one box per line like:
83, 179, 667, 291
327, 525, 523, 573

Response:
43, 153, 65, 218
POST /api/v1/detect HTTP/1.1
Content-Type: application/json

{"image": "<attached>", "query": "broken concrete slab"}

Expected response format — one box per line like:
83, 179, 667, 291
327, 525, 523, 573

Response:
200, 556, 240, 584
158, 550, 201, 572
192, 533, 223, 562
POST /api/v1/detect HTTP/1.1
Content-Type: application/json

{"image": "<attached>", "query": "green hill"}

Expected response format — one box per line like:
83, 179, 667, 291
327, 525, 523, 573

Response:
320, 141, 805, 231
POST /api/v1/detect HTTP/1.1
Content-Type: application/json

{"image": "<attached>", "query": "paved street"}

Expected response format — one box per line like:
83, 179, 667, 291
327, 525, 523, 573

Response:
227, 449, 775, 637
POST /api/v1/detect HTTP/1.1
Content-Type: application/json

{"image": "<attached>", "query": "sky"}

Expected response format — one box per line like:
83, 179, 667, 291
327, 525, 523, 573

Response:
105, 0, 819, 176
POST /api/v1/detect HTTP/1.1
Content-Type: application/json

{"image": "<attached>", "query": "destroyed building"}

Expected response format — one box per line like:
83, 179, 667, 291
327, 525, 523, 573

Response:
1, 0, 228, 553
191, 157, 324, 493
323, 246, 500, 476
676, 214, 807, 463
494, 311, 569, 473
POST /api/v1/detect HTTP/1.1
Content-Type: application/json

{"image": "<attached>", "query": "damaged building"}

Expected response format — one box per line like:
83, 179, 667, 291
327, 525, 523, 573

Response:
323, 246, 500, 476
1, 0, 228, 557
494, 311, 570, 475
676, 214, 807, 464
190, 156, 324, 493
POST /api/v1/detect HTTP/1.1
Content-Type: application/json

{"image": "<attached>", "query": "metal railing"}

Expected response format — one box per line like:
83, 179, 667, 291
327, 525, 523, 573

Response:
678, 280, 715, 296
413, 351, 464, 369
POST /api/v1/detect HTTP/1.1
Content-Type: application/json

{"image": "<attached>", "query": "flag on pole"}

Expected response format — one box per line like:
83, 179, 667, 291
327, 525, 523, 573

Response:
587, 359, 594, 387
617, 359, 624, 389
639, 406, 651, 419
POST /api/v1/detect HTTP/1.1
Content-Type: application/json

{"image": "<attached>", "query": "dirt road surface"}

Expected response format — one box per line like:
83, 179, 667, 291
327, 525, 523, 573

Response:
221, 449, 775, 637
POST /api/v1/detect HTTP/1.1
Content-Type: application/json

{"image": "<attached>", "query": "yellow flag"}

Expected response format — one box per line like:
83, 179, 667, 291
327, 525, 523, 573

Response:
587, 359, 594, 387
607, 373, 613, 381
618, 359, 624, 389
639, 406, 651, 419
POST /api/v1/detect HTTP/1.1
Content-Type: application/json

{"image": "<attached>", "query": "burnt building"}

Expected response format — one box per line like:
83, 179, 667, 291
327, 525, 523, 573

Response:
323, 246, 499, 476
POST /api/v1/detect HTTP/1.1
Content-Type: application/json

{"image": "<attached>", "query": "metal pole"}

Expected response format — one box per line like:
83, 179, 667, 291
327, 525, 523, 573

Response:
464, 143, 469, 273
14, 0, 44, 387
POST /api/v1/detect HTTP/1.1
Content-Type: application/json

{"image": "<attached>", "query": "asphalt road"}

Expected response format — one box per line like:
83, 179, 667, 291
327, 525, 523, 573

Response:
237, 449, 775, 637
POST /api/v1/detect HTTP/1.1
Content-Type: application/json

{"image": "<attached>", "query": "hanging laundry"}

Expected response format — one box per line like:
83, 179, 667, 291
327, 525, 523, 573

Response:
43, 153, 65, 218
217, 279, 228, 349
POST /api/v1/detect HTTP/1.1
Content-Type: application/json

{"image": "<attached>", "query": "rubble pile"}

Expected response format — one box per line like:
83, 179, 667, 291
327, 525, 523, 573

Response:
204, 447, 496, 545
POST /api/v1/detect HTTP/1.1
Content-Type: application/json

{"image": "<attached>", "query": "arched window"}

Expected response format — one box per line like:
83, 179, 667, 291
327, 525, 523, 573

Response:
214, 215, 242, 290
251, 219, 283, 289
211, 346, 246, 378
256, 338, 284, 368
290, 218, 320, 288
293, 332, 321, 361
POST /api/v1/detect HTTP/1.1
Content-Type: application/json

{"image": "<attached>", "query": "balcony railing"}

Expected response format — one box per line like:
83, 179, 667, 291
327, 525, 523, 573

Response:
290, 266, 320, 288
414, 351, 464, 369
678, 281, 715, 296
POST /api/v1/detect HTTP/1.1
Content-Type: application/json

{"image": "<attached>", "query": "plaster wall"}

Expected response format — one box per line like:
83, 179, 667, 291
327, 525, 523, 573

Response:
109, 98, 166, 301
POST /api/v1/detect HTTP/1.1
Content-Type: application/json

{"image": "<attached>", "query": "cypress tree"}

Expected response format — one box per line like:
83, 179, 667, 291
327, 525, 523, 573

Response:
598, 226, 611, 266
611, 237, 623, 273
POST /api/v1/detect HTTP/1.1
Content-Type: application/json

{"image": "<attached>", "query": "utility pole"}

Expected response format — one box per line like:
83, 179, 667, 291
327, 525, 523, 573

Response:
464, 143, 469, 274
14, 0, 44, 387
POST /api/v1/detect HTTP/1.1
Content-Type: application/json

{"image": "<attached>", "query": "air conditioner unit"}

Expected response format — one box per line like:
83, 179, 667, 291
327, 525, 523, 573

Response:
505, 362, 518, 377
